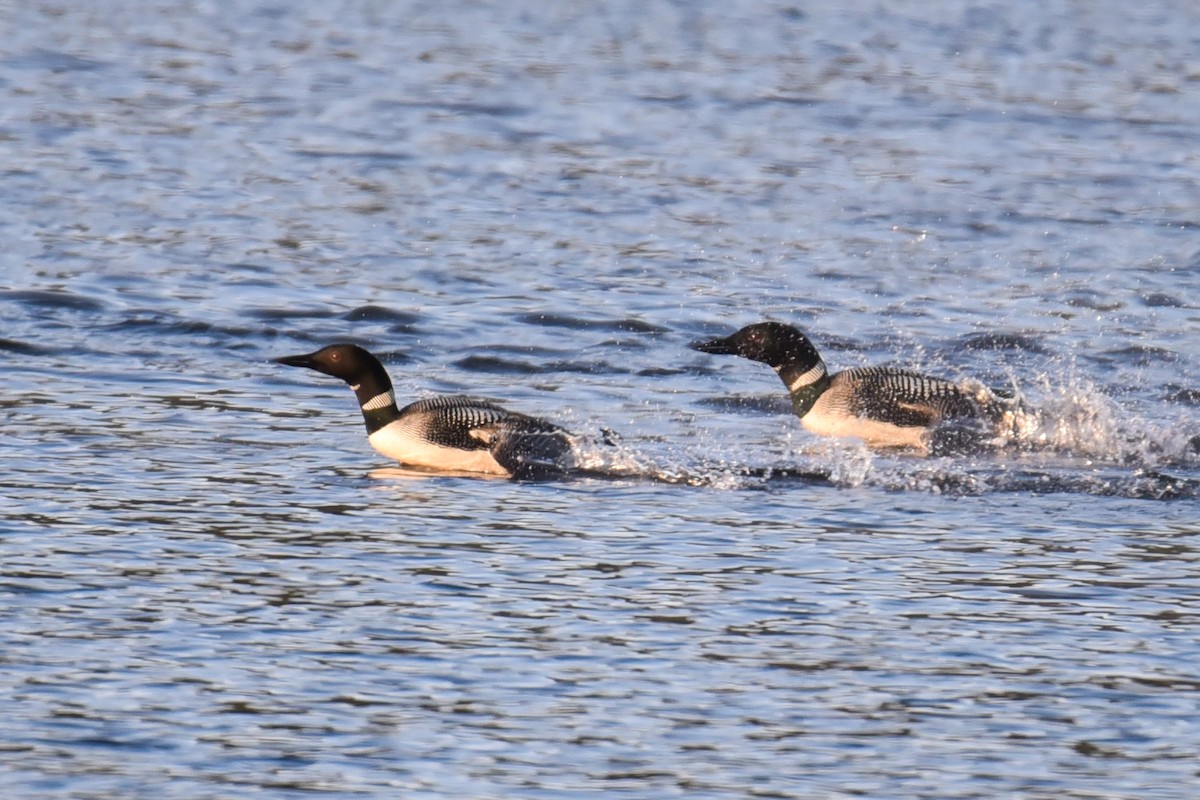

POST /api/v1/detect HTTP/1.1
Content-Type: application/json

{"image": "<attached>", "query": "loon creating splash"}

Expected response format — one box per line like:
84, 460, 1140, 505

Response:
274, 343, 576, 478
692, 322, 1026, 455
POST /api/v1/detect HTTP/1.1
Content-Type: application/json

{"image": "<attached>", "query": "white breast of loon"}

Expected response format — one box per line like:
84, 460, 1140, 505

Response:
801, 394, 929, 450
368, 424, 509, 474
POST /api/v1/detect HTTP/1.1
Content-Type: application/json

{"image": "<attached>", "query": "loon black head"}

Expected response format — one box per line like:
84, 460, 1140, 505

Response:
692, 322, 821, 371
275, 343, 389, 386
274, 344, 398, 424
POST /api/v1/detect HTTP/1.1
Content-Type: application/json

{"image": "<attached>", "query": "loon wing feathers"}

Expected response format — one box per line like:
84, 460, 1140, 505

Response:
397, 396, 558, 448
832, 367, 990, 428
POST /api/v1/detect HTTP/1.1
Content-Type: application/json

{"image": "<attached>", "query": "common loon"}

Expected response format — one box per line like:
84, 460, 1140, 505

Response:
274, 343, 575, 478
692, 322, 1022, 455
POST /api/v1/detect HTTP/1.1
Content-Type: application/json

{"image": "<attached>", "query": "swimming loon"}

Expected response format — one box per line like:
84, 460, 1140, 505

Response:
692, 322, 1021, 454
274, 343, 575, 478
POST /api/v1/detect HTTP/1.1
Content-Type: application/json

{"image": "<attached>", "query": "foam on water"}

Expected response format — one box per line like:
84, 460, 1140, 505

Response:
1009, 369, 1200, 468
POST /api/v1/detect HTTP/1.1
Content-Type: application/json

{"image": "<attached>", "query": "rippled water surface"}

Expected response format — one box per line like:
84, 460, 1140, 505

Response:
3, 1, 1200, 797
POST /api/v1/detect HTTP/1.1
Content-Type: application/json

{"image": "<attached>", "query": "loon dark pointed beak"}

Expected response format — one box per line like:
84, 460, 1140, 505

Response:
274, 352, 318, 369
691, 334, 738, 355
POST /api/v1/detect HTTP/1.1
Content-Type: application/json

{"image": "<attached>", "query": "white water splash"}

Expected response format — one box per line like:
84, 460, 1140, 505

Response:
1003, 365, 1198, 468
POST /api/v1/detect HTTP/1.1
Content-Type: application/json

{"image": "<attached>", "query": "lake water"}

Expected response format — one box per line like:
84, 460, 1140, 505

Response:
2, 1, 1199, 797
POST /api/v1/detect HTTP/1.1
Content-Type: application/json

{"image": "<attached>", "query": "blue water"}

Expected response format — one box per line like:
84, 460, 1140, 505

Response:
3, 1, 1200, 797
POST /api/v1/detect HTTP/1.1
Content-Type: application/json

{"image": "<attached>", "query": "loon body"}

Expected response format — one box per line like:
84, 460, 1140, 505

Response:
693, 322, 1019, 454
274, 344, 574, 478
